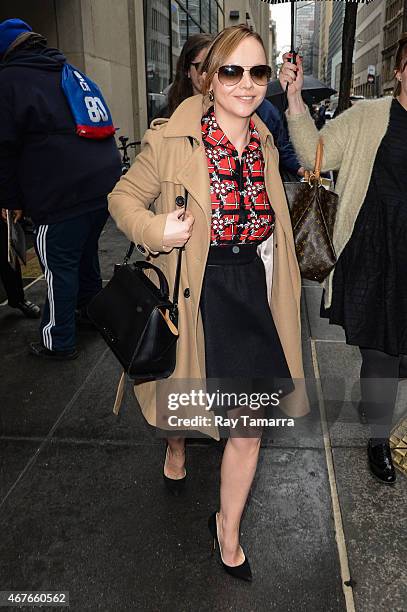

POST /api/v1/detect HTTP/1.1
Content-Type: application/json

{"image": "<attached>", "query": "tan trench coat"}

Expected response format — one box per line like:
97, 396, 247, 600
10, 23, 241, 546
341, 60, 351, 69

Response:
108, 94, 309, 440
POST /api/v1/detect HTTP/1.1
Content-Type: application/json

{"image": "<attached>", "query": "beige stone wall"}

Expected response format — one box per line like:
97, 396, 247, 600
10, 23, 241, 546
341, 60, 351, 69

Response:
79, 0, 135, 141
0, 0, 59, 47
54, 0, 85, 70
224, 0, 271, 62
249, 0, 271, 62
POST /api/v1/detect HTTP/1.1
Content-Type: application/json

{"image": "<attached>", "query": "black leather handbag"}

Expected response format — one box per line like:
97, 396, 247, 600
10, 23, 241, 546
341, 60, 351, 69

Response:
87, 194, 188, 381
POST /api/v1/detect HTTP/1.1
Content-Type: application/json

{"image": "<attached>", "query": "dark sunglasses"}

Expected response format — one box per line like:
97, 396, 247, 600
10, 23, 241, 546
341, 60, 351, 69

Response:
217, 64, 272, 86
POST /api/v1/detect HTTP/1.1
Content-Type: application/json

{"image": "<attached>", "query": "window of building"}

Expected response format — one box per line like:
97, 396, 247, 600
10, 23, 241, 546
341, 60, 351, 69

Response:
357, 1, 380, 26
210, 0, 218, 32
355, 15, 381, 51
201, 0, 210, 32
383, 16, 404, 51
144, 0, 224, 122
354, 44, 380, 73
144, 0, 171, 120
385, 0, 403, 24
189, 0, 200, 23
188, 18, 201, 36
334, 62, 341, 91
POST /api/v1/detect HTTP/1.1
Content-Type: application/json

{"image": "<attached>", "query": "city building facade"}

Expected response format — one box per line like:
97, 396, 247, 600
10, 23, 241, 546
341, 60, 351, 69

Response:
270, 16, 278, 76
224, 0, 272, 62
295, 1, 316, 75
312, 0, 320, 78
327, 2, 345, 91
144, 1, 225, 120
353, 1, 386, 98
382, 0, 407, 94
317, 0, 334, 83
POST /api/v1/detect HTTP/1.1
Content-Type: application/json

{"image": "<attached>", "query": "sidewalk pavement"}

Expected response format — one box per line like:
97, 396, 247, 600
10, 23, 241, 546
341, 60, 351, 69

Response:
0, 220, 406, 612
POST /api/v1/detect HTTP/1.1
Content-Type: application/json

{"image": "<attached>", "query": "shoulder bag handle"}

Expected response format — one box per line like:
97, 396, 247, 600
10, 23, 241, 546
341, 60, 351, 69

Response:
134, 260, 170, 299
121, 136, 194, 324
304, 138, 323, 184
313, 139, 323, 180
170, 190, 188, 324
171, 136, 194, 324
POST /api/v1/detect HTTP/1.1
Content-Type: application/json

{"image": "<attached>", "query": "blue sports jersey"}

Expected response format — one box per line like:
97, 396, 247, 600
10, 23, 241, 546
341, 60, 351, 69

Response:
61, 63, 115, 139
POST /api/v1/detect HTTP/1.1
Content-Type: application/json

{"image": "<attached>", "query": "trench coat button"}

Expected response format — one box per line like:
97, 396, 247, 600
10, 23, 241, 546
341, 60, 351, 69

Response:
136, 244, 146, 254
184, 288, 190, 298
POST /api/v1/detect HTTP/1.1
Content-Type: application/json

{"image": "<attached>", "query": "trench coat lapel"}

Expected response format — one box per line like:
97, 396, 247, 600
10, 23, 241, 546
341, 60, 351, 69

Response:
164, 95, 212, 225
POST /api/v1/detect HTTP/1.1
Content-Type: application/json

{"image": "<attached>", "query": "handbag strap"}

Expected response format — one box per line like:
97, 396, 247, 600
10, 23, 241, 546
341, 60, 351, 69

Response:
171, 190, 189, 317
313, 139, 323, 179
123, 242, 135, 264
304, 138, 323, 183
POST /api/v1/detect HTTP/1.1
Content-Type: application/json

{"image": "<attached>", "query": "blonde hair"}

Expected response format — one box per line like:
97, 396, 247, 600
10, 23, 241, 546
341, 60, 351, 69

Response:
200, 24, 266, 96
394, 32, 407, 97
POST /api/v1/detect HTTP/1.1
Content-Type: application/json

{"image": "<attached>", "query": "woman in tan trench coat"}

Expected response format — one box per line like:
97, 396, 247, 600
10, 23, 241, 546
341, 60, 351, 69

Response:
109, 25, 308, 582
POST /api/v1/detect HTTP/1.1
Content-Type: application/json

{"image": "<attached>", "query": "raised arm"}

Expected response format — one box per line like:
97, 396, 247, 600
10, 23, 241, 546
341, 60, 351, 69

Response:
278, 55, 349, 172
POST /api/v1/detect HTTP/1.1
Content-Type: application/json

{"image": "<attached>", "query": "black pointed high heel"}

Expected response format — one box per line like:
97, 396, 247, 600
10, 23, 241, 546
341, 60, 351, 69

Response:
208, 512, 252, 582
163, 444, 186, 496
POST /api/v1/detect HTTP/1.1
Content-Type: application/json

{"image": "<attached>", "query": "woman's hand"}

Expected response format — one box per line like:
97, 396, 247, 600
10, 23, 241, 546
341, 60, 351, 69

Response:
279, 53, 306, 116
163, 208, 195, 248
279, 53, 304, 98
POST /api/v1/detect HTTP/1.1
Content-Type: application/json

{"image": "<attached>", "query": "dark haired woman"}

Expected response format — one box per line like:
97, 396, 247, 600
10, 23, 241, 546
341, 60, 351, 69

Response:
156, 33, 213, 118
110, 25, 308, 581
280, 34, 407, 485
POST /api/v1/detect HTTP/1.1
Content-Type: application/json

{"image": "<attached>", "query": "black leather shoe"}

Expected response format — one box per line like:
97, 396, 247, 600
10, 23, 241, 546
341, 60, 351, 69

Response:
208, 512, 252, 582
163, 444, 186, 496
12, 300, 41, 319
29, 342, 79, 361
367, 438, 396, 485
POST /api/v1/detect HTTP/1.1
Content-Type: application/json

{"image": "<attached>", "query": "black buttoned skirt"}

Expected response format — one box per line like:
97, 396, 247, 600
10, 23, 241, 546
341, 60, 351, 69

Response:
199, 244, 294, 422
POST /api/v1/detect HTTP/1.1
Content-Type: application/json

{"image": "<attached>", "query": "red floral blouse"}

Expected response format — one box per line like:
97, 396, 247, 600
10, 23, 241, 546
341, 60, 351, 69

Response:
201, 107, 275, 246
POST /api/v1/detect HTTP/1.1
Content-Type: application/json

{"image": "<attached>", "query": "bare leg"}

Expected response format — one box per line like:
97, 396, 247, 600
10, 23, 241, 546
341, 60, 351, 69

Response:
164, 436, 186, 479
217, 435, 262, 566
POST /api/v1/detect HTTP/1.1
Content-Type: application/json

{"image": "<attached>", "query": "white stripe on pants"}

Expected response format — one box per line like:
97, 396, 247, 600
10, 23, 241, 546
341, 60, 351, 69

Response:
36, 225, 55, 350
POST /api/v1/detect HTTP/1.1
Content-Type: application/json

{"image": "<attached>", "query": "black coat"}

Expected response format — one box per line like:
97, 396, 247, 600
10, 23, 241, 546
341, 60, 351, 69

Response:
0, 45, 121, 224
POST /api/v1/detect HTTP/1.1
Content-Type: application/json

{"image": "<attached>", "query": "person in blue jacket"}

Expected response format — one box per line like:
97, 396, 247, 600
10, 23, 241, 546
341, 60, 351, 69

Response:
0, 19, 122, 360
256, 98, 304, 179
